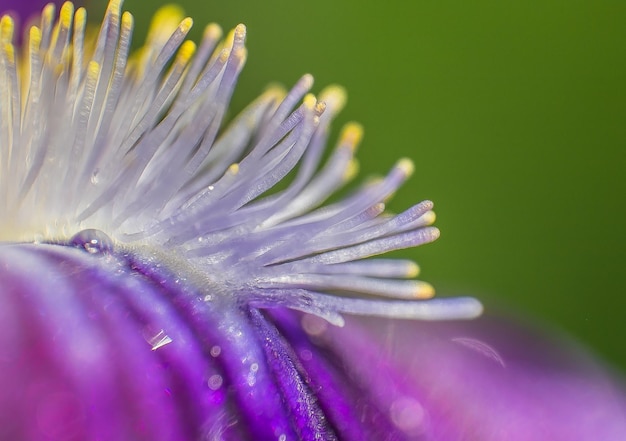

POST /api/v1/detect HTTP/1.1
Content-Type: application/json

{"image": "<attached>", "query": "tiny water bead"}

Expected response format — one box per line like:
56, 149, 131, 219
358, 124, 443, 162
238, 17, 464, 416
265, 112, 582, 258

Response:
68, 229, 114, 254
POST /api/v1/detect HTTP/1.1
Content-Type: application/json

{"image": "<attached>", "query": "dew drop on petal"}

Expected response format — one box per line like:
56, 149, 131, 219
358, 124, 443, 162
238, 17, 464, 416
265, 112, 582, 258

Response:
210, 346, 221, 357
207, 374, 223, 390
299, 349, 313, 361
69, 229, 114, 254
389, 397, 426, 434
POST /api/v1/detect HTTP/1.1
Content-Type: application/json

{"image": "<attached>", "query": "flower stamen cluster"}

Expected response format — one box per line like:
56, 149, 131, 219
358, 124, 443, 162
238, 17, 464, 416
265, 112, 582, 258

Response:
0, 0, 482, 325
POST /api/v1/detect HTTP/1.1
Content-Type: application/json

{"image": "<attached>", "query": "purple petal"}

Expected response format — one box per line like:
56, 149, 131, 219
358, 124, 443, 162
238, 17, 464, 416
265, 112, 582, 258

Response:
308, 313, 626, 440
3, 243, 626, 440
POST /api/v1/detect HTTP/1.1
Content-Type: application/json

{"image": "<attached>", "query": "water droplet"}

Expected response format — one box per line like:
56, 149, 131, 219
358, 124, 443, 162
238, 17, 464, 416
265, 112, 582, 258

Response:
299, 349, 313, 361
210, 346, 221, 357
207, 374, 223, 390
69, 229, 114, 254
390, 397, 426, 433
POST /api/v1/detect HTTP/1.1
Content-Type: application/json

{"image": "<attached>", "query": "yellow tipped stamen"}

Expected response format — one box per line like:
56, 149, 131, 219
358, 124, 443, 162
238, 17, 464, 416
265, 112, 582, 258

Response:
319, 85, 347, 114
176, 40, 196, 64
204, 23, 223, 41
49, 1, 74, 64
339, 122, 363, 151
406, 262, 420, 278
87, 60, 101, 80
29, 26, 42, 52
414, 281, 435, 299
421, 210, 436, 226
234, 24, 246, 41
223, 29, 236, 49
147, 4, 186, 44
215, 48, 230, 66
42, 3, 56, 25
262, 85, 287, 102
3, 43, 15, 65
106, 0, 122, 16
74, 7, 87, 31
0, 0, 476, 323
343, 159, 359, 181
303, 93, 317, 110
396, 158, 415, 178
302, 73, 315, 90
120, 10, 133, 29
228, 163, 240, 175
60, 2, 74, 29
0, 15, 14, 44
179, 17, 194, 34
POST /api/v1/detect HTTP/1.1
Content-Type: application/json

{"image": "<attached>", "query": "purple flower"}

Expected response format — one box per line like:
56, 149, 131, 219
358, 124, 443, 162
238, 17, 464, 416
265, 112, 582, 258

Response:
1, 1, 625, 440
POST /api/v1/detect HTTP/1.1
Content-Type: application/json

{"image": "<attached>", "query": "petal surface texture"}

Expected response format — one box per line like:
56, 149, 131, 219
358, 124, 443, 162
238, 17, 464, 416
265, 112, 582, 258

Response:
2, 243, 626, 440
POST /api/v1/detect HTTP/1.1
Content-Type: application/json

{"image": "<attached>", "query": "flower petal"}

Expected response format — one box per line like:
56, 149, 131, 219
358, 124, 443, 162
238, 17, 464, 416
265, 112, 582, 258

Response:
3, 243, 626, 440
305, 313, 626, 440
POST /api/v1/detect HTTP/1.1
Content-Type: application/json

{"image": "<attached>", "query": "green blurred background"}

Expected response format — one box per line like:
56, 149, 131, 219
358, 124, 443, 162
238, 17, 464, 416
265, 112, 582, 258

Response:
87, 0, 625, 371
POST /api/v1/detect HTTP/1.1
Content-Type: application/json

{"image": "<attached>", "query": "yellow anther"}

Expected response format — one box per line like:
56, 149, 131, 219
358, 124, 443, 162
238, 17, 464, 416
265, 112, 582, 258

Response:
42, 3, 55, 23
339, 122, 363, 151
319, 85, 347, 113
223, 27, 237, 48
303, 93, 317, 110
87, 60, 100, 79
0, 15, 14, 43
218, 48, 231, 63
176, 40, 196, 64
60, 2, 74, 29
301, 73, 314, 90
343, 158, 359, 181
396, 158, 415, 178
179, 17, 193, 34
74, 7, 87, 29
406, 262, 420, 278
234, 23, 246, 42
3, 43, 15, 64
147, 5, 185, 43
262, 84, 287, 101
204, 23, 222, 41
228, 163, 240, 175
121, 11, 133, 30
421, 210, 436, 226
29, 26, 42, 52
106, 0, 121, 15
413, 281, 435, 299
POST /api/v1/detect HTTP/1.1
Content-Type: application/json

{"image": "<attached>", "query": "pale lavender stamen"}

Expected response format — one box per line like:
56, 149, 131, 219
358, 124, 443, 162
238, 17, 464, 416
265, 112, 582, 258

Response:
0, 0, 482, 326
